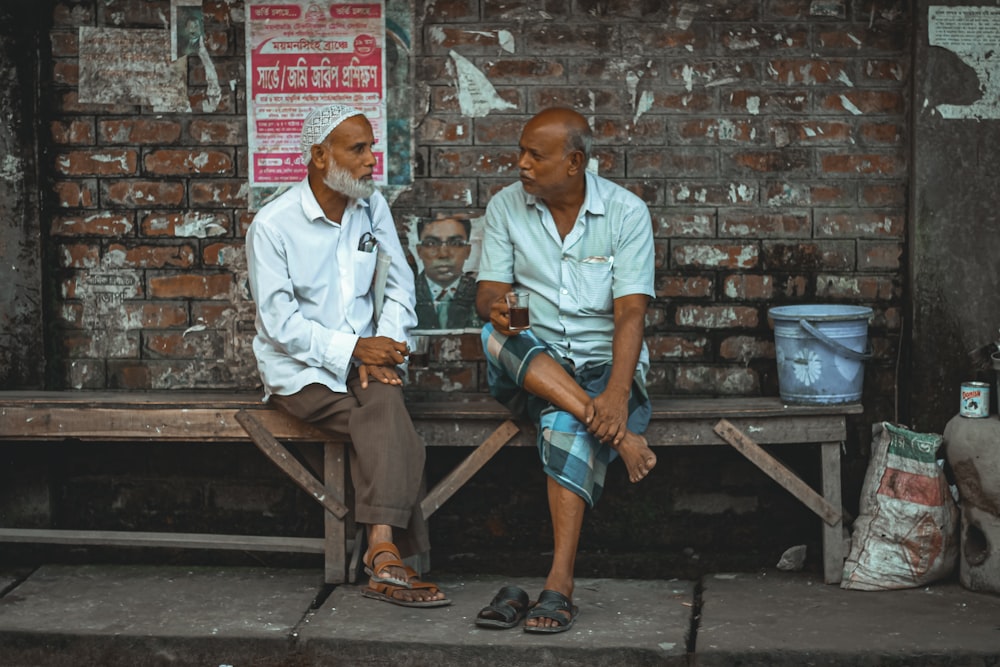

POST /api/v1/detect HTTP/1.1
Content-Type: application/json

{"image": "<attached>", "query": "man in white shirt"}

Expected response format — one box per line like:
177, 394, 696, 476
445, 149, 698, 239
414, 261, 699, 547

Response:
245, 104, 448, 608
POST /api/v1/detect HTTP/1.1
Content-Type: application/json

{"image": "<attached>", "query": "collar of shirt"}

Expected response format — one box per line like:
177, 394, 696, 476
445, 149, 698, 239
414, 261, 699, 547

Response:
427, 275, 461, 302
298, 180, 369, 228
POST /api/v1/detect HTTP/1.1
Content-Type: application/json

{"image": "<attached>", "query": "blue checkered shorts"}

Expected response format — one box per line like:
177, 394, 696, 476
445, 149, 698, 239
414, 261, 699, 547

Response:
481, 324, 651, 506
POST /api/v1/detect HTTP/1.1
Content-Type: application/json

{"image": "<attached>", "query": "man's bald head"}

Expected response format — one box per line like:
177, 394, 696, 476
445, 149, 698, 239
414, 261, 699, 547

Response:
524, 108, 592, 160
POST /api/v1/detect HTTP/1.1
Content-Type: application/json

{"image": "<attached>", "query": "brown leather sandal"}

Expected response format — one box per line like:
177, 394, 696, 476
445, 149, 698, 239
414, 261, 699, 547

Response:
362, 542, 411, 588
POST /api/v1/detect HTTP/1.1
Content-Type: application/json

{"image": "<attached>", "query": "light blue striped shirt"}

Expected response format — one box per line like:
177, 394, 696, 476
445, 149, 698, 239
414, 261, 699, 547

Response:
478, 171, 655, 375
246, 179, 417, 398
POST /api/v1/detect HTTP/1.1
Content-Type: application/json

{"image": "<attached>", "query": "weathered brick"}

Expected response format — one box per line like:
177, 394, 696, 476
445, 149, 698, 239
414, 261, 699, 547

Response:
820, 152, 902, 176
188, 119, 246, 145
622, 24, 710, 54
53, 180, 98, 208
820, 91, 904, 114
670, 182, 758, 206
673, 242, 759, 270
61, 330, 140, 359
814, 211, 903, 238
98, 0, 171, 27
143, 331, 226, 359
762, 241, 855, 270
668, 60, 757, 88
764, 181, 853, 207
140, 211, 231, 238
432, 147, 518, 178
144, 149, 235, 176
104, 243, 196, 269
104, 180, 186, 207
203, 242, 245, 269
728, 149, 811, 173
722, 274, 774, 300
719, 335, 775, 362
725, 89, 808, 114
429, 0, 480, 21
51, 119, 95, 145
860, 183, 905, 207
653, 211, 716, 238
123, 302, 190, 329
628, 148, 716, 178
769, 120, 852, 145
676, 118, 761, 144
107, 360, 242, 390
58, 243, 100, 269
51, 212, 134, 237
525, 24, 617, 55
720, 25, 809, 52
817, 28, 905, 52
720, 212, 810, 238
52, 59, 79, 86
645, 334, 709, 359
418, 117, 473, 144
676, 305, 759, 329
650, 91, 715, 113
815, 274, 899, 300
859, 122, 902, 144
655, 275, 714, 299
424, 25, 515, 54
148, 273, 233, 299
675, 365, 759, 394
55, 149, 138, 176
99, 119, 183, 145
189, 180, 249, 208
534, 88, 629, 115
765, 58, 848, 84
858, 241, 903, 271
410, 365, 477, 393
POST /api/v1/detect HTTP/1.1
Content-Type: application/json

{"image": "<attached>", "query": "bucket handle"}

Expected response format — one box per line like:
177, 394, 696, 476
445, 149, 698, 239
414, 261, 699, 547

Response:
798, 319, 873, 362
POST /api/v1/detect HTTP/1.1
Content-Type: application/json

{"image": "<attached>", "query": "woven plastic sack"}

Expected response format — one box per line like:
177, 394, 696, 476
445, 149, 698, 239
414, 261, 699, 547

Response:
841, 422, 959, 590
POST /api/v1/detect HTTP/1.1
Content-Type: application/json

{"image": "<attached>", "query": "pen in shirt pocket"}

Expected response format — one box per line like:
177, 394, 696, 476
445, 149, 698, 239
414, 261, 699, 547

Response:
358, 232, 378, 253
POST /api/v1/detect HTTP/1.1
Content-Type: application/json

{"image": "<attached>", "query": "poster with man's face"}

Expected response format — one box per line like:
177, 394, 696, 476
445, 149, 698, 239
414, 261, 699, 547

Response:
408, 213, 485, 333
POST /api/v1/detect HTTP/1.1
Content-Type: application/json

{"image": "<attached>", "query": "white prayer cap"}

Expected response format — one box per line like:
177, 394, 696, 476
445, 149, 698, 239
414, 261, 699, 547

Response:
300, 104, 365, 165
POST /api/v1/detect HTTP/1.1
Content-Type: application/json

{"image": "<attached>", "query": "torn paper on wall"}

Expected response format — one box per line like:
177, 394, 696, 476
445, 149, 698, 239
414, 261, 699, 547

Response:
449, 50, 516, 117
78, 27, 191, 113
928, 5, 1000, 120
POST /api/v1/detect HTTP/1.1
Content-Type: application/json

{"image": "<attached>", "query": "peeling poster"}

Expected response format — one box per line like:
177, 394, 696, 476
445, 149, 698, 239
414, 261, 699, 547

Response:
78, 27, 191, 113
928, 5, 1000, 120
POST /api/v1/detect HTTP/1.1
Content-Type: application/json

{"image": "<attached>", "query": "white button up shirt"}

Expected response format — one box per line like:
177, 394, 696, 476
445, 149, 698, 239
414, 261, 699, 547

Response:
246, 179, 417, 398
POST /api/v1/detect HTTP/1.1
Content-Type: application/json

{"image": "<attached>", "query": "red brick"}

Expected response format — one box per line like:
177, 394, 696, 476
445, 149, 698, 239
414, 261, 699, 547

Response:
629, 148, 715, 178
720, 26, 809, 52
192, 302, 245, 327
725, 89, 808, 114
424, 26, 514, 53
624, 25, 711, 53
53, 180, 98, 208
764, 181, 853, 207
51, 212, 134, 237
55, 150, 138, 176
189, 89, 237, 114
432, 147, 518, 178
730, 149, 811, 173
675, 365, 759, 394
141, 212, 232, 238
863, 59, 907, 82
861, 183, 905, 207
203, 242, 245, 268
677, 118, 759, 143
124, 302, 190, 329
58, 243, 100, 269
765, 59, 848, 84
430, 0, 479, 21
671, 182, 758, 206
107, 360, 243, 390
859, 123, 902, 144
722, 274, 774, 300
653, 211, 716, 238
188, 119, 246, 145
189, 180, 249, 208
418, 118, 473, 144
144, 150, 235, 176
668, 60, 757, 87
821, 152, 902, 176
762, 241, 854, 270
525, 24, 616, 55
858, 241, 902, 271
58, 91, 136, 115
719, 335, 775, 362
815, 274, 899, 300
673, 243, 759, 269
770, 120, 852, 145
645, 335, 709, 359
98, 0, 171, 27
202, 0, 236, 23
817, 29, 905, 52
105, 243, 196, 269
51, 119, 95, 145
52, 60, 79, 86
61, 331, 139, 359
651, 91, 715, 113
49, 30, 79, 56
148, 273, 233, 299
536, 89, 630, 116
815, 212, 903, 238
104, 180, 185, 207
821, 91, 904, 114
721, 212, 810, 238
655, 275, 714, 299
676, 305, 759, 328
99, 119, 183, 145
144, 331, 226, 359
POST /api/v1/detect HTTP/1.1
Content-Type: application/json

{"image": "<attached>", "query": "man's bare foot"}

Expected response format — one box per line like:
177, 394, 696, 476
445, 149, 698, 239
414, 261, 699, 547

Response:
615, 432, 657, 482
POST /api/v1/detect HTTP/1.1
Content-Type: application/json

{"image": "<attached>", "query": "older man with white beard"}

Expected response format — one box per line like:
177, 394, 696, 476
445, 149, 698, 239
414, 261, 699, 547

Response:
245, 104, 449, 608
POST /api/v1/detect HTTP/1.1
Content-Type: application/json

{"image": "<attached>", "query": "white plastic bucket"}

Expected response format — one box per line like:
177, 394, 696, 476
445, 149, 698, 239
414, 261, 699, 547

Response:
769, 304, 872, 405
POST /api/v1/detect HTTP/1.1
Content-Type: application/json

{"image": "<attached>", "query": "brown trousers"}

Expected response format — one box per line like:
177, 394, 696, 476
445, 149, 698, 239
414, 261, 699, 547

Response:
269, 373, 429, 556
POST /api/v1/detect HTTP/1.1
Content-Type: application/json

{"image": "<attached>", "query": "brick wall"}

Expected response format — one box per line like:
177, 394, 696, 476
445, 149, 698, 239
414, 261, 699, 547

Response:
45, 0, 907, 425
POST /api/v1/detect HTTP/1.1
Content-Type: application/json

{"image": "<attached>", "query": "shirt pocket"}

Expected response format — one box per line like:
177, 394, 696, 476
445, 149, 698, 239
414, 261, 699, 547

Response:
352, 249, 378, 297
569, 256, 614, 314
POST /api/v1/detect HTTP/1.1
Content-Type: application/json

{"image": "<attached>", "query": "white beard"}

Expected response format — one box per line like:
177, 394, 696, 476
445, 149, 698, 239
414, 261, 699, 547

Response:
323, 162, 376, 199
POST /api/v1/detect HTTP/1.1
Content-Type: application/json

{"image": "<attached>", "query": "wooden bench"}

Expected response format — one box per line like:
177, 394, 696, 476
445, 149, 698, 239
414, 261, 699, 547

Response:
0, 391, 861, 584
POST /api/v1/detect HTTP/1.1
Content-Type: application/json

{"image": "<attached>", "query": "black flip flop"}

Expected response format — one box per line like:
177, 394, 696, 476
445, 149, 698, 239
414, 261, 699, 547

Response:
523, 588, 578, 634
475, 585, 531, 629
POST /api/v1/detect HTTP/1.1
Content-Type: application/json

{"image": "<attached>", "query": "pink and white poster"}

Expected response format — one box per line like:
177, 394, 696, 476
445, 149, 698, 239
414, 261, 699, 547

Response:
246, 1, 386, 207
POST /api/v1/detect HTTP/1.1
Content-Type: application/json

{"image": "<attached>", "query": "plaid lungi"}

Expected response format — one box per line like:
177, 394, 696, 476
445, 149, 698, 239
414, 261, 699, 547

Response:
481, 324, 651, 506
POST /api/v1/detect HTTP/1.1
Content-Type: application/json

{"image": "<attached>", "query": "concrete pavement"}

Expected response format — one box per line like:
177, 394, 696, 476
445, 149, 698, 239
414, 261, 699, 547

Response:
1, 564, 998, 666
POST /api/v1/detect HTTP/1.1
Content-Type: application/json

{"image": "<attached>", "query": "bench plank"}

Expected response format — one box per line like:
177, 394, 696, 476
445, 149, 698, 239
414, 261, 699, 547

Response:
0, 528, 325, 553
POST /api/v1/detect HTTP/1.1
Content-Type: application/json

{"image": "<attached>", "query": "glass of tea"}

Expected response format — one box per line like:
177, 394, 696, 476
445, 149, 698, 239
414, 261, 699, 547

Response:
408, 335, 430, 367
505, 291, 530, 331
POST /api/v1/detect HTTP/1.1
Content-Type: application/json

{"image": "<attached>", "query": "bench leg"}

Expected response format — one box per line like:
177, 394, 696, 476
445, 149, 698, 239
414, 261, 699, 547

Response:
324, 441, 348, 584
821, 441, 844, 585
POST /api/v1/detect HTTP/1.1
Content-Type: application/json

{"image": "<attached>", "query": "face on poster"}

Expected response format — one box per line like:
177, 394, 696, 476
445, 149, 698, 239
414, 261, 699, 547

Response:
408, 213, 486, 334
246, 1, 386, 198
